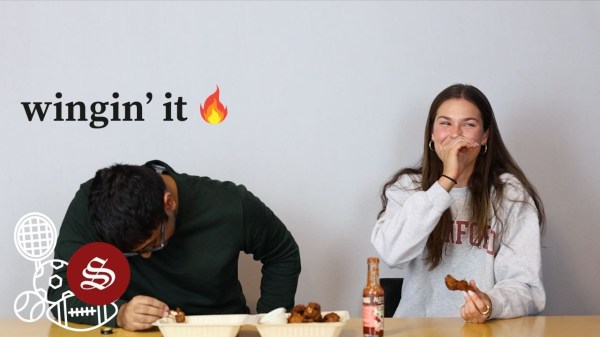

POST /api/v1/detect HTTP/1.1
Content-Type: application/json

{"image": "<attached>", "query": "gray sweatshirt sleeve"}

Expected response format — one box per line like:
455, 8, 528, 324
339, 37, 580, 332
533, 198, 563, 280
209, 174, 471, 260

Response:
486, 178, 546, 318
371, 175, 454, 268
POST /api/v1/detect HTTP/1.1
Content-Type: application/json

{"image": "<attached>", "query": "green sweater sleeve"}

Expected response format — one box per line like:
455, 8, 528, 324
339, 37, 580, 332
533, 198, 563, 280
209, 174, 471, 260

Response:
239, 187, 301, 313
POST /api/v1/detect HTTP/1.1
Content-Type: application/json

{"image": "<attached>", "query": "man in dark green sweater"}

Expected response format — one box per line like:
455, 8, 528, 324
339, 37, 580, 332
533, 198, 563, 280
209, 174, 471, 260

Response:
48, 160, 301, 331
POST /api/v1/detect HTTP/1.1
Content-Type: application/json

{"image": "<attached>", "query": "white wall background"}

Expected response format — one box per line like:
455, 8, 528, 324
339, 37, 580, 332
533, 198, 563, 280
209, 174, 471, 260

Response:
1, 1, 599, 319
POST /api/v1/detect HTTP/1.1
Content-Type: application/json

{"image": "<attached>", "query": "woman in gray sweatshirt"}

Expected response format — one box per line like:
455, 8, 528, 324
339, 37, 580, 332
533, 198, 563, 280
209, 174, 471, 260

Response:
371, 84, 545, 323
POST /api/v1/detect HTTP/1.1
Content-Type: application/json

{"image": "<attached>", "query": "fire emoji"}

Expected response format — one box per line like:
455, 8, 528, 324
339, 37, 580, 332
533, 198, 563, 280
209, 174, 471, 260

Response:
200, 86, 228, 124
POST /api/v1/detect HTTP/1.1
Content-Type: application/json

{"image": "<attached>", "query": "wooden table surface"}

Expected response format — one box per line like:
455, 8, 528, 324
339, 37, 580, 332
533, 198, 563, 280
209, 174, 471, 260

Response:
3, 316, 600, 337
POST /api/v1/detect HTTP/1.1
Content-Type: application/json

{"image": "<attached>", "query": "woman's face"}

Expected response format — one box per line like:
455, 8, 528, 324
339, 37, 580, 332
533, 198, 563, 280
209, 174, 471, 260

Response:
431, 98, 488, 165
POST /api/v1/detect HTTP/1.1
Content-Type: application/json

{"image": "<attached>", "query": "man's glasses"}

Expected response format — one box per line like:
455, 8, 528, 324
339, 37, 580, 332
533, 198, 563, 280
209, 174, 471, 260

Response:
124, 222, 166, 257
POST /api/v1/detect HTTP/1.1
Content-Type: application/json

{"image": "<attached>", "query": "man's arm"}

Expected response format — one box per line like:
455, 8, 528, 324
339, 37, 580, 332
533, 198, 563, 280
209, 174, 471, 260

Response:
240, 187, 301, 313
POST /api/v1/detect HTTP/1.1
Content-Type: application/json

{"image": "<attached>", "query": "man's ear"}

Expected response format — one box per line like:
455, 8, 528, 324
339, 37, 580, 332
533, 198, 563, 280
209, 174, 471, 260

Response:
164, 192, 177, 212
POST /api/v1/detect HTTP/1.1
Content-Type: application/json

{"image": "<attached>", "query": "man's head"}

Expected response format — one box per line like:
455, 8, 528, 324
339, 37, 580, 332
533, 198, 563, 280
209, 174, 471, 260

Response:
88, 164, 168, 252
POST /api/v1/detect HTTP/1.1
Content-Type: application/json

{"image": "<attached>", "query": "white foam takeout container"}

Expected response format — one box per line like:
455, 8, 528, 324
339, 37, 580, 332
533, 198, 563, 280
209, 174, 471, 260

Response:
255, 311, 350, 337
152, 310, 350, 337
152, 314, 251, 337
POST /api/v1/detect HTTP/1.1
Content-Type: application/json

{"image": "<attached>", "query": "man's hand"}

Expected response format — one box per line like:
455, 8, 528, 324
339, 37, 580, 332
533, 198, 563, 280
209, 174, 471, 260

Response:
116, 295, 169, 331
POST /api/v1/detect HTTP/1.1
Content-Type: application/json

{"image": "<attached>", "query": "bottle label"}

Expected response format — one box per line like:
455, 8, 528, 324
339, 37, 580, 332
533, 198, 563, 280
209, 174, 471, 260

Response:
362, 296, 384, 336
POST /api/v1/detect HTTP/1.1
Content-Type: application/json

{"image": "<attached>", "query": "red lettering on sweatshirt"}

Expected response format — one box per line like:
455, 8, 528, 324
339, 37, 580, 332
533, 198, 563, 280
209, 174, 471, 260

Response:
446, 221, 496, 255
455, 221, 469, 244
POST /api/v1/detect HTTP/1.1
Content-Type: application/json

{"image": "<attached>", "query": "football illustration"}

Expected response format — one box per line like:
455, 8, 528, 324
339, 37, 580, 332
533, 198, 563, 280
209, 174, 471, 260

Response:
47, 290, 118, 332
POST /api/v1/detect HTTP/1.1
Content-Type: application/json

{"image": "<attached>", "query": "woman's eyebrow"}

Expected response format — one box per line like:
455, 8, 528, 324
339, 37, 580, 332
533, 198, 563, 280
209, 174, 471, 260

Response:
436, 115, 480, 122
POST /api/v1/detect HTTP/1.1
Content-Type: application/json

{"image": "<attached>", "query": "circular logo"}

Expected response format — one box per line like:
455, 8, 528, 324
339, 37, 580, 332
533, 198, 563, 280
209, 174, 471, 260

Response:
67, 242, 130, 305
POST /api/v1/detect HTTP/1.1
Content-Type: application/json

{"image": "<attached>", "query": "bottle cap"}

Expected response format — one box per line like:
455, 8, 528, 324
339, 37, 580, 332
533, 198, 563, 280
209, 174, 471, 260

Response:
100, 327, 113, 335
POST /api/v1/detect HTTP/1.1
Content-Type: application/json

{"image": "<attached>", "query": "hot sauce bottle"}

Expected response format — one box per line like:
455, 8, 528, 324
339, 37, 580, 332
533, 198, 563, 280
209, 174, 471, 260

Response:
363, 257, 384, 337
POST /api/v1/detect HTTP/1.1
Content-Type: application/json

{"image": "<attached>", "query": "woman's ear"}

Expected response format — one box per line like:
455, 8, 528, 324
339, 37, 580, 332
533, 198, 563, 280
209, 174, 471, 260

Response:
481, 130, 489, 145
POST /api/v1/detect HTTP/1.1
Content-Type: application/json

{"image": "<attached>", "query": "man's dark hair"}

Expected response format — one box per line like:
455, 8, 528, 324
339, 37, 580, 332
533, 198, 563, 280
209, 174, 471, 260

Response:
88, 164, 168, 251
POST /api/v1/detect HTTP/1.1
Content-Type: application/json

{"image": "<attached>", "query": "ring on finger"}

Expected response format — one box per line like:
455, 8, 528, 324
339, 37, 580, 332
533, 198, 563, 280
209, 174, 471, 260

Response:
481, 304, 491, 316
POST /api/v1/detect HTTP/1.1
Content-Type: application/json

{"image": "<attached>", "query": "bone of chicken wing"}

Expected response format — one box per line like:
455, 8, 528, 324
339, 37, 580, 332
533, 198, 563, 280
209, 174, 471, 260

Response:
168, 307, 185, 323
445, 274, 476, 292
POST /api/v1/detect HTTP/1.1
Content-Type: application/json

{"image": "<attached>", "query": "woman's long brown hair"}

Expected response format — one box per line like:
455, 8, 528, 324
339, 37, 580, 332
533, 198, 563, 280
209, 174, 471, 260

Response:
378, 84, 545, 269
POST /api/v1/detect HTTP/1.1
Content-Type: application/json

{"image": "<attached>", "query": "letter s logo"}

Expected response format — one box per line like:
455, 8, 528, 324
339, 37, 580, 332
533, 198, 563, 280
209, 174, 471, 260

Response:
80, 257, 116, 290
67, 243, 130, 305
